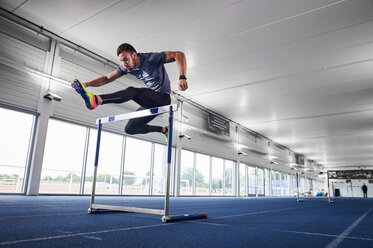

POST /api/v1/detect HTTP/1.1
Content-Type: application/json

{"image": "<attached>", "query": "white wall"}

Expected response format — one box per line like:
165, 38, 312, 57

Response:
331, 179, 372, 198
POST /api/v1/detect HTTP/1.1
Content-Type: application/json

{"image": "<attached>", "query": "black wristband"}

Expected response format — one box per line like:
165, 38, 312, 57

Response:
179, 75, 187, 80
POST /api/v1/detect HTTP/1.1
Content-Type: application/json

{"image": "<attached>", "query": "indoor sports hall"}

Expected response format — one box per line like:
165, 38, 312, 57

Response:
0, 1, 372, 248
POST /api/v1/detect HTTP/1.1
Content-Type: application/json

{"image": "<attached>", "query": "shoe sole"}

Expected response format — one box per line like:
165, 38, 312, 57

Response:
73, 79, 93, 109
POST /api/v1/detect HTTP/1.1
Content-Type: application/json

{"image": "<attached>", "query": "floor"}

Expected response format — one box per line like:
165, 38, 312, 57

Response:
0, 195, 372, 248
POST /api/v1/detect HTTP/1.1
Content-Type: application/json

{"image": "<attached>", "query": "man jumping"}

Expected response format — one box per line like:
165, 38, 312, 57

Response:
71, 43, 188, 138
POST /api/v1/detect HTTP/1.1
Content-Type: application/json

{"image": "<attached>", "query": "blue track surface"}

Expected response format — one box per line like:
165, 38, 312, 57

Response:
0, 196, 372, 248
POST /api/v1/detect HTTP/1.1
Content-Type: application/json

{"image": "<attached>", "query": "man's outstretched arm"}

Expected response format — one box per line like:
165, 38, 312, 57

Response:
165, 51, 188, 91
71, 70, 122, 88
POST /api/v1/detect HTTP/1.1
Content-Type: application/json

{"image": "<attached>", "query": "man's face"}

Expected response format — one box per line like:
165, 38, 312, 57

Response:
118, 51, 137, 71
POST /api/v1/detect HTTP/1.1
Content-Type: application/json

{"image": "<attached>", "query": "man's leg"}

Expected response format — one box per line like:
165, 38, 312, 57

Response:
124, 88, 171, 135
73, 82, 142, 109
99, 86, 140, 105
73, 82, 171, 135
124, 107, 161, 135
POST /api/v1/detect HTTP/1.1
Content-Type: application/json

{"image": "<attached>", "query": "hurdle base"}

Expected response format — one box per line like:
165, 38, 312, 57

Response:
162, 212, 208, 223
297, 198, 333, 203
89, 204, 164, 215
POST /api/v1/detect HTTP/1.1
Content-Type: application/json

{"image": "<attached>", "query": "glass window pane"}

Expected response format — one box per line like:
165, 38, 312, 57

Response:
122, 137, 151, 195
0, 108, 34, 193
211, 157, 223, 196
195, 153, 210, 196
257, 168, 264, 195
264, 169, 270, 196
180, 150, 194, 195
152, 143, 167, 195
248, 166, 256, 195
40, 119, 86, 194
225, 160, 233, 196
85, 129, 122, 194
239, 163, 246, 196
276, 171, 281, 195
272, 171, 276, 196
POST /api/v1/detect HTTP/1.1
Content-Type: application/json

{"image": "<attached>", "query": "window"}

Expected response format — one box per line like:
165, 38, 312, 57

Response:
272, 170, 277, 196
85, 129, 123, 195
40, 119, 86, 194
282, 173, 289, 195
225, 160, 234, 196
275, 171, 281, 195
122, 137, 152, 195
0, 108, 34, 193
264, 169, 270, 196
195, 153, 210, 195
291, 174, 298, 196
239, 163, 246, 196
180, 150, 194, 195
152, 143, 167, 195
257, 168, 264, 195
211, 157, 223, 196
248, 166, 256, 195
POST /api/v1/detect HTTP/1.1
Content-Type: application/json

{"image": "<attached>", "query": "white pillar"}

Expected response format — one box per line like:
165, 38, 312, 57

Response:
26, 94, 54, 195
26, 41, 58, 195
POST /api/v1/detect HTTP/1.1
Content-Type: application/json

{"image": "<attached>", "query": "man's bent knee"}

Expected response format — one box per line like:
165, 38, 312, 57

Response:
124, 123, 137, 135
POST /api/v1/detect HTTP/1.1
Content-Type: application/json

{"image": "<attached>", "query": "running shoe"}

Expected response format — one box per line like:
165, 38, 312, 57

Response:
72, 79, 97, 110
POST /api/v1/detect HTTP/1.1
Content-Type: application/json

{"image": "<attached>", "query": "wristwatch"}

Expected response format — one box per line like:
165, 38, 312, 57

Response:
179, 75, 187, 80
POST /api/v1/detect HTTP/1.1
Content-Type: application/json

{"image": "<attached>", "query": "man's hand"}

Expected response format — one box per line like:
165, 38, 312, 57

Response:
179, 79, 188, 91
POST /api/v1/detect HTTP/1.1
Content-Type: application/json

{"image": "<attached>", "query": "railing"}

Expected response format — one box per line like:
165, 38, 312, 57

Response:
0, 164, 25, 193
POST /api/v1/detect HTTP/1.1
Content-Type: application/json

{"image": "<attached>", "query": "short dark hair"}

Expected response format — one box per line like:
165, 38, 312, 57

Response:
117, 43, 137, 56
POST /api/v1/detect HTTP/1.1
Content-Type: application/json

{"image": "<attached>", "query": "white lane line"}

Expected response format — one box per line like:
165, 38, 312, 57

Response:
209, 206, 306, 220
325, 207, 373, 248
182, 205, 314, 226
0, 223, 176, 246
83, 235, 103, 241
280, 230, 373, 242
3, 212, 84, 219
192, 221, 228, 227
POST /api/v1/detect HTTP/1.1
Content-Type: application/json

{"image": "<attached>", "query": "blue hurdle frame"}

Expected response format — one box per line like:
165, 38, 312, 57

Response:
88, 104, 207, 222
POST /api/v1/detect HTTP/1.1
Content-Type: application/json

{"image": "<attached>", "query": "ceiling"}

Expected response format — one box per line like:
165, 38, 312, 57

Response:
1, 0, 373, 170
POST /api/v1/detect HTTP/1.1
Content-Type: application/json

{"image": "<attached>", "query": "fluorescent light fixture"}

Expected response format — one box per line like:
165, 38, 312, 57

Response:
238, 151, 248, 156
44, 91, 62, 101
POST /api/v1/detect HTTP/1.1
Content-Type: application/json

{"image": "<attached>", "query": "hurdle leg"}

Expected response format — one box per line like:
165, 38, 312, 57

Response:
89, 120, 102, 213
327, 171, 333, 203
162, 106, 173, 222
161, 106, 208, 223
296, 173, 301, 202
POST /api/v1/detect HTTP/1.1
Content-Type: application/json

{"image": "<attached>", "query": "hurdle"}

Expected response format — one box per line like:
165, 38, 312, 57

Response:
296, 172, 333, 203
88, 104, 208, 222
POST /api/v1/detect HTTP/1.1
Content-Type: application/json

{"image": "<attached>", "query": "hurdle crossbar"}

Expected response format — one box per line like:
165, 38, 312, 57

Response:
88, 104, 207, 222
96, 104, 178, 124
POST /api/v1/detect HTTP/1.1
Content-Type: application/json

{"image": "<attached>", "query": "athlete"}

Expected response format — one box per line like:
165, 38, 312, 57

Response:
71, 43, 187, 139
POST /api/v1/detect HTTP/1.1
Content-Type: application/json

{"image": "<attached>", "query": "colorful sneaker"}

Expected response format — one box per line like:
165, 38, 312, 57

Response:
72, 79, 97, 110
163, 126, 169, 142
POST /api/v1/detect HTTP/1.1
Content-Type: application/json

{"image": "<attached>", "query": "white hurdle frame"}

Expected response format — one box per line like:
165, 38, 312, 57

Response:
88, 104, 207, 222
296, 172, 333, 203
